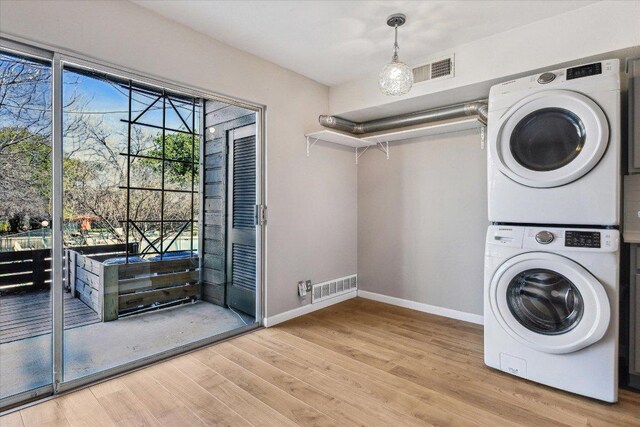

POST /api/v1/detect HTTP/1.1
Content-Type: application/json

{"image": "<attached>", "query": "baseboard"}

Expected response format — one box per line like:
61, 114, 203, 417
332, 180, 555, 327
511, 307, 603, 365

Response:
263, 290, 357, 327
263, 289, 483, 327
357, 290, 484, 325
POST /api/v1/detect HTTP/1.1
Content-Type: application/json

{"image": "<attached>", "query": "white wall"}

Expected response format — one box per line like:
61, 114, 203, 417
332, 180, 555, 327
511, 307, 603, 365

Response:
0, 0, 357, 318
346, 0, 640, 321
357, 128, 488, 316
331, 1, 640, 120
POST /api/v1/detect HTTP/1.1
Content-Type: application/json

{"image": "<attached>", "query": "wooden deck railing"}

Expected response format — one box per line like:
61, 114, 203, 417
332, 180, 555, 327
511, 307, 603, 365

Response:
0, 249, 51, 291
0, 243, 137, 294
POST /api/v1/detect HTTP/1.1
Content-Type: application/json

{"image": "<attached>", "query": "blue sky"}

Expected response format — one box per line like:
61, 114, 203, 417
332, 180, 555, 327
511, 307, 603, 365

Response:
64, 68, 199, 132
1, 50, 200, 147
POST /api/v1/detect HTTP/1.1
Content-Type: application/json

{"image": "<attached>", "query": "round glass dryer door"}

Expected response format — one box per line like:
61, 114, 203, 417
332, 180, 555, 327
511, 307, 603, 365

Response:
489, 252, 610, 354
491, 90, 609, 188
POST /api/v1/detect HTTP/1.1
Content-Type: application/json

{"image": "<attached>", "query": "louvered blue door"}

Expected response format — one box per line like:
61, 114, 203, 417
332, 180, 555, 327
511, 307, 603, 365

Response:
226, 124, 257, 316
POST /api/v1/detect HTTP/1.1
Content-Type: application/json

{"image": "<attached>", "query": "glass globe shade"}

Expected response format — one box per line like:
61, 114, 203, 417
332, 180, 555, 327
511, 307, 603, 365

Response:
379, 60, 413, 96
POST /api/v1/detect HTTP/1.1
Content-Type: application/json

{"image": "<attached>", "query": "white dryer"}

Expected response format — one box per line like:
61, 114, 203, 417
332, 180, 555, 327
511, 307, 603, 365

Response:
488, 60, 620, 225
484, 225, 619, 402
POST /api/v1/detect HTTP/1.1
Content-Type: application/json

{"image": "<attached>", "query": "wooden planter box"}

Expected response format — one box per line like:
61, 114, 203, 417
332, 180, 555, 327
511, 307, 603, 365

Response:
68, 252, 199, 321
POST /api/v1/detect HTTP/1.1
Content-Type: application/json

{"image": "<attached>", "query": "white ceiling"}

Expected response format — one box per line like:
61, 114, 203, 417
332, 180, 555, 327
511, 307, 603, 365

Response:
133, 0, 597, 87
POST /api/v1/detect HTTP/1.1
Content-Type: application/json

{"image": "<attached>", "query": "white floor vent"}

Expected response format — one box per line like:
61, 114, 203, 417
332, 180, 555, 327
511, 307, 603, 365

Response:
311, 274, 357, 303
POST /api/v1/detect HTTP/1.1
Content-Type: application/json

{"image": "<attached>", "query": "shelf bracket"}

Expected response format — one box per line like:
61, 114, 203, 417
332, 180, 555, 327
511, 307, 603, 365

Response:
376, 141, 390, 160
368, 136, 390, 160
355, 146, 369, 164
480, 125, 486, 150
306, 136, 319, 157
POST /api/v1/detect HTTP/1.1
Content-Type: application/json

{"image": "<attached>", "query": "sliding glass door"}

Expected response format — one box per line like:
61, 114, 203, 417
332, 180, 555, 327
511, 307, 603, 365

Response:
0, 39, 264, 411
61, 66, 208, 383
0, 49, 54, 405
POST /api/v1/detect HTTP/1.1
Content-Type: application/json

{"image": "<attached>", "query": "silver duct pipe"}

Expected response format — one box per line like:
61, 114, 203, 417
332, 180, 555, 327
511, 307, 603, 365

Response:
319, 100, 488, 135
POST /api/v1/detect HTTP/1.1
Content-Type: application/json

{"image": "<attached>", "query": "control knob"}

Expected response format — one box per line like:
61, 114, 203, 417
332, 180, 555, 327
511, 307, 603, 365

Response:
535, 231, 554, 244
537, 72, 556, 84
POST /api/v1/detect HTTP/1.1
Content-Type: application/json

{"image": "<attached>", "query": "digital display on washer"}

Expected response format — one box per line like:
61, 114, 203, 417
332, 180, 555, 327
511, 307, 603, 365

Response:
566, 63, 602, 80
565, 231, 601, 248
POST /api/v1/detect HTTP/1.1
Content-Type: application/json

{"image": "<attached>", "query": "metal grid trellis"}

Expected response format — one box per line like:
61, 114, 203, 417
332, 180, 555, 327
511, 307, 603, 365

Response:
118, 81, 200, 262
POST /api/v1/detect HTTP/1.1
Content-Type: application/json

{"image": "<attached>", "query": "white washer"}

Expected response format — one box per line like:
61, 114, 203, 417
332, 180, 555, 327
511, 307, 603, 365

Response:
484, 225, 619, 402
488, 60, 620, 225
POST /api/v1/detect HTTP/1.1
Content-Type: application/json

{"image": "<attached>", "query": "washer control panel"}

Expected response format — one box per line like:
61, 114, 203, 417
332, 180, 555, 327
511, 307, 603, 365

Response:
564, 230, 601, 248
487, 226, 619, 253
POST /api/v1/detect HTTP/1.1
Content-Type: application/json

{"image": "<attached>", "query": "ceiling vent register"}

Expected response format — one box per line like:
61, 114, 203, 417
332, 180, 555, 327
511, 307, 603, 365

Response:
412, 55, 455, 84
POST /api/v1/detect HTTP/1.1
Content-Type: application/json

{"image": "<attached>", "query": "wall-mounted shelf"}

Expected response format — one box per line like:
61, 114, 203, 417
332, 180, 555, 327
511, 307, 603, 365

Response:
305, 117, 484, 163
305, 130, 375, 149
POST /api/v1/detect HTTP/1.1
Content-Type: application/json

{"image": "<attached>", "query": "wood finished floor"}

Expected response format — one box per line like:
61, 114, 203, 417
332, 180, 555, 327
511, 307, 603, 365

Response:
1, 297, 639, 426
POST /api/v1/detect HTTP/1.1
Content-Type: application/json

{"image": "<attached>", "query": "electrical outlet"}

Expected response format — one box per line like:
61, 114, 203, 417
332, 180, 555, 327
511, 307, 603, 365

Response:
305, 280, 312, 292
297, 281, 306, 297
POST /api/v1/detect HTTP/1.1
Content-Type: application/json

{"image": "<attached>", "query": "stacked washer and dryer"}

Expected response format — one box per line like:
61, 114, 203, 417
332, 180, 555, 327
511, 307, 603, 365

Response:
484, 60, 622, 402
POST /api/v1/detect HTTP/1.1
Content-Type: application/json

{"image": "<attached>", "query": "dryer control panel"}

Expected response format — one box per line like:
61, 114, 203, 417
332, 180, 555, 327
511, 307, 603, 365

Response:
567, 63, 603, 80
489, 59, 619, 102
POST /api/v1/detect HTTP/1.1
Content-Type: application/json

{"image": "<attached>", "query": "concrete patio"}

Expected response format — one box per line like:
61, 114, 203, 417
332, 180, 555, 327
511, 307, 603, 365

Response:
0, 300, 253, 399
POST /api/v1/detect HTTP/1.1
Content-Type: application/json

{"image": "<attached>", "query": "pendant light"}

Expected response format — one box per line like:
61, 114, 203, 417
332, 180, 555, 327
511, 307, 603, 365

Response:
379, 13, 413, 96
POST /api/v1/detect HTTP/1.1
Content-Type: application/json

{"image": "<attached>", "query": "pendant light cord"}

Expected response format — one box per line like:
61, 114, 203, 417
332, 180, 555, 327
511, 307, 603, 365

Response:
392, 24, 400, 61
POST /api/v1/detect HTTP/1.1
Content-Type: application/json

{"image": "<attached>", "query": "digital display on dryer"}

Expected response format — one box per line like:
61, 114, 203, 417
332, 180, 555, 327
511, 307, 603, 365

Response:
566, 63, 602, 80
565, 231, 601, 248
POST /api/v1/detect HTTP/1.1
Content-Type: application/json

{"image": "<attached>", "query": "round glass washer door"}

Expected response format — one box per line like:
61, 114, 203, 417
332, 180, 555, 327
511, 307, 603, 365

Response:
491, 90, 609, 188
506, 268, 584, 335
489, 252, 610, 354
